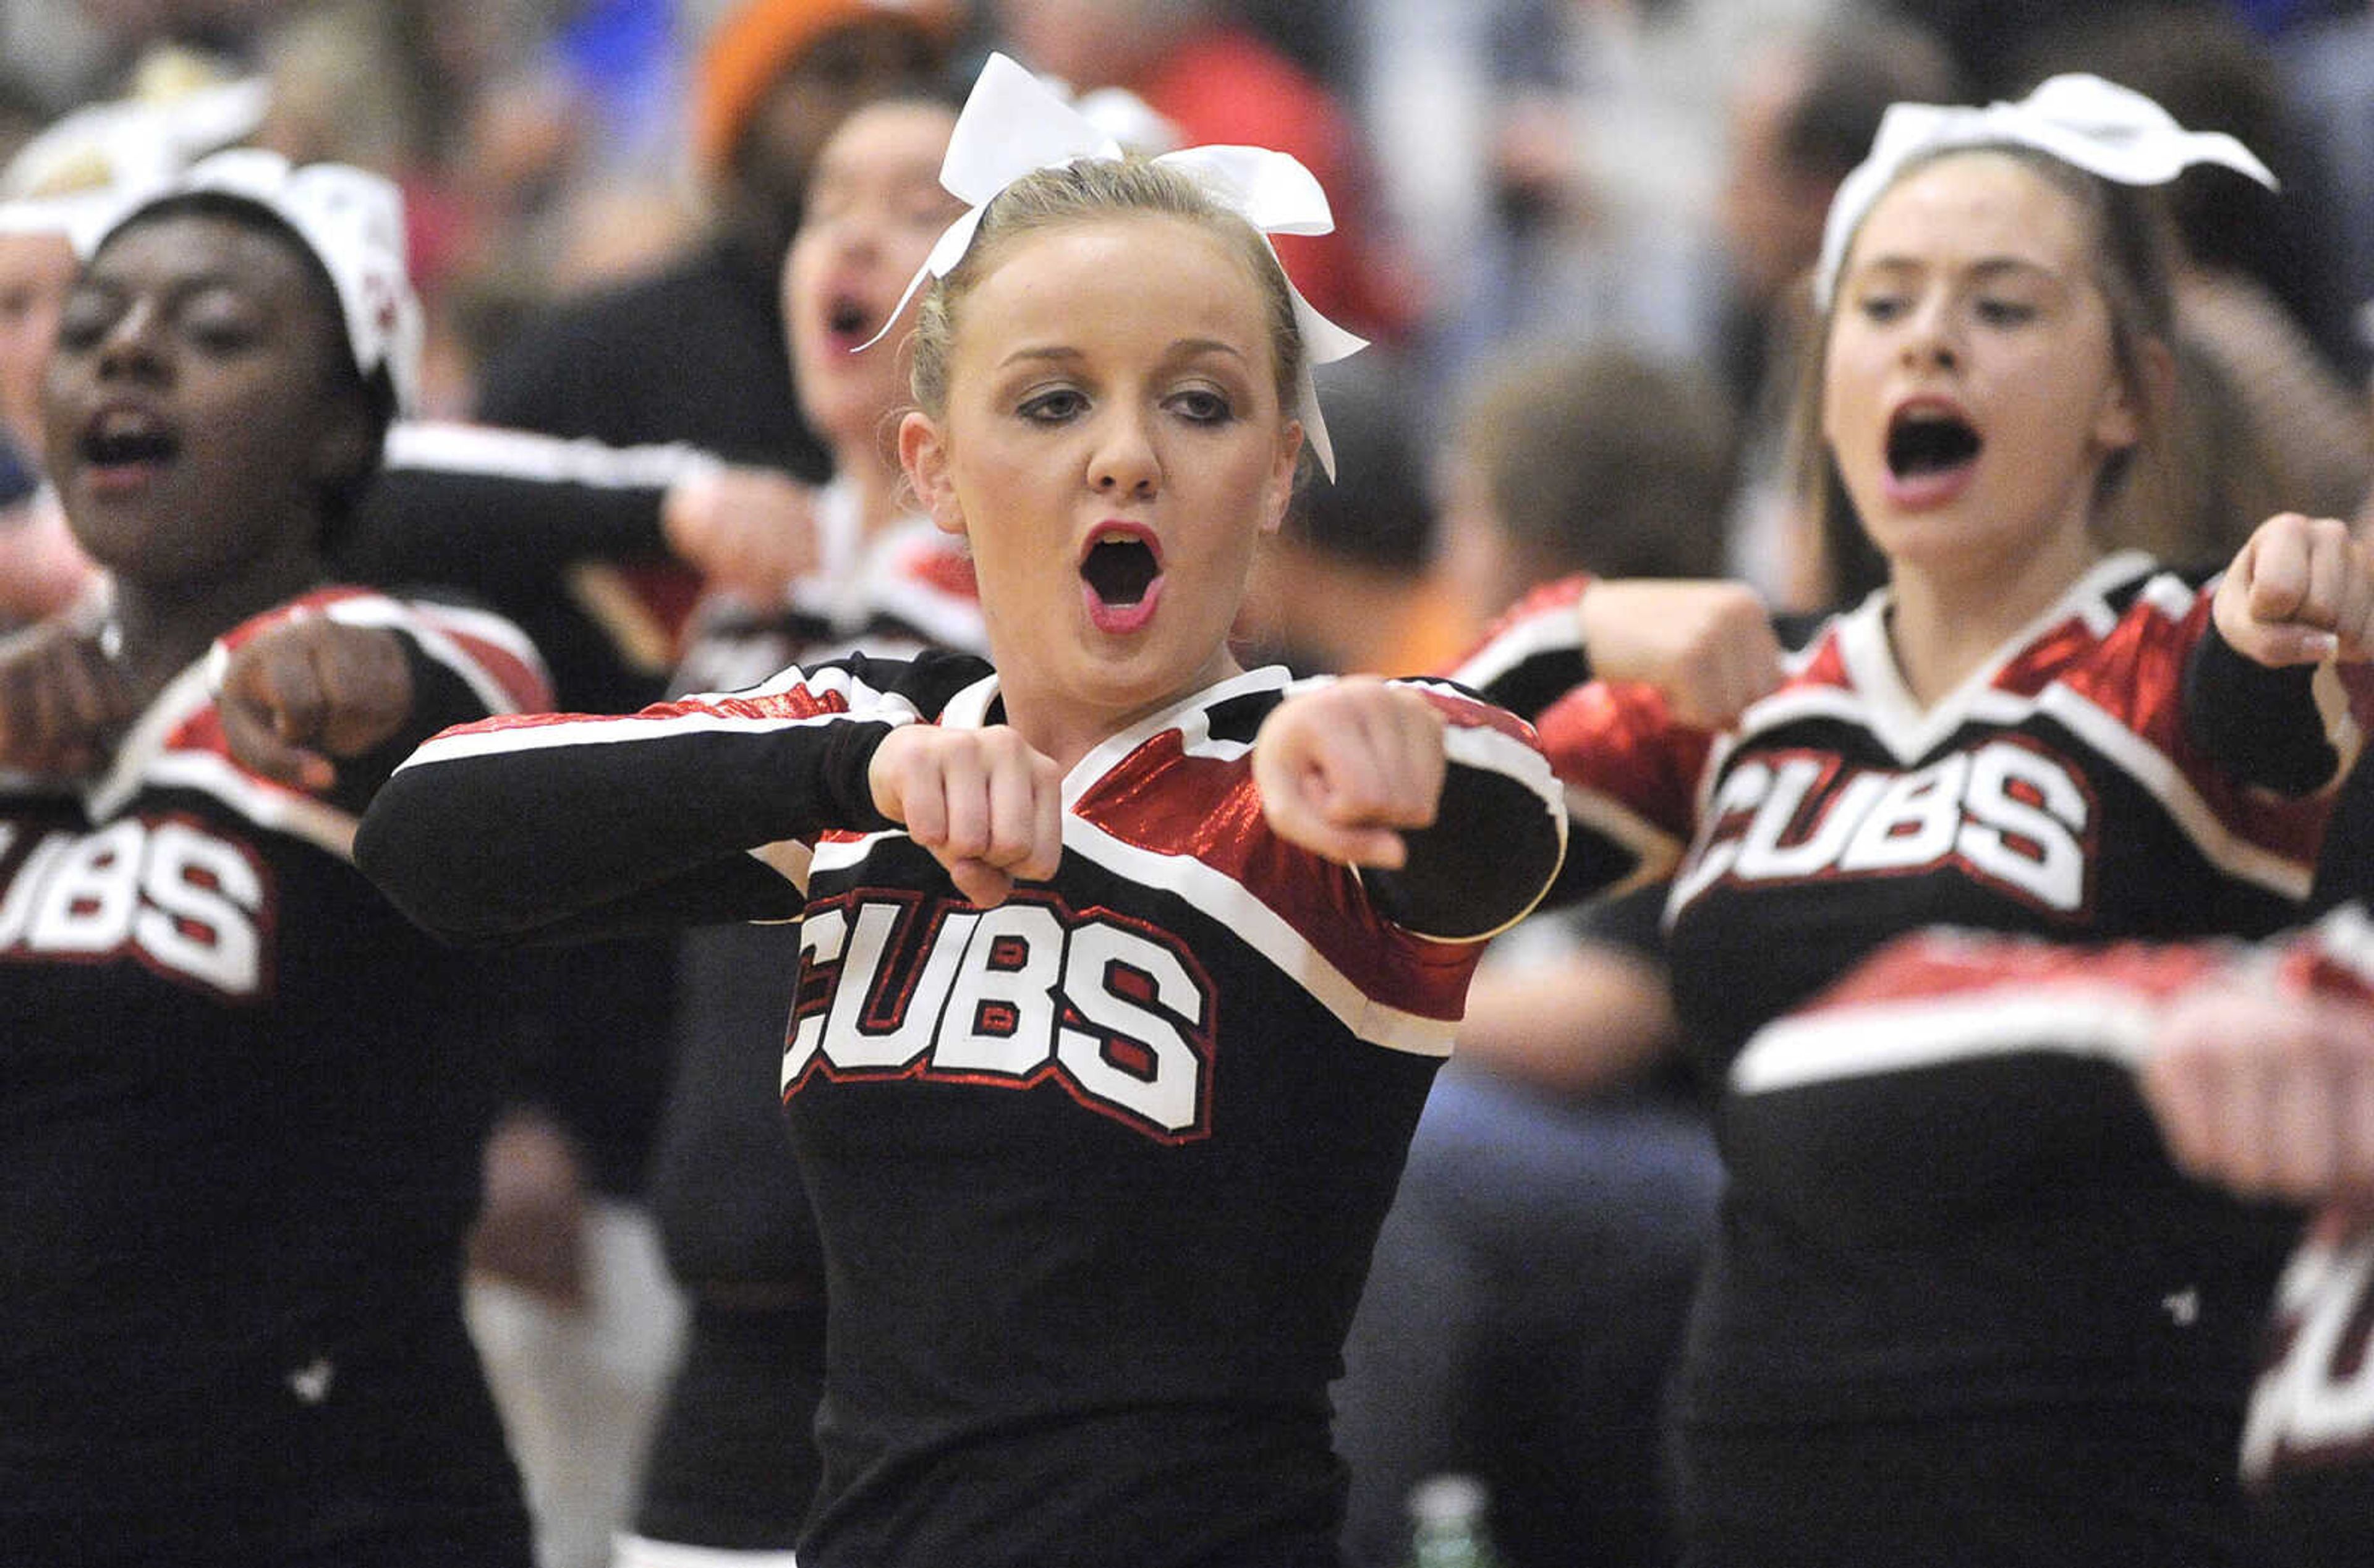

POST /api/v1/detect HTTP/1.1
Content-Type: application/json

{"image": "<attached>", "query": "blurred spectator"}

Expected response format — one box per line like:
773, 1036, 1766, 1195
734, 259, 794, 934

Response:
1357, 0, 1839, 402
474, 0, 956, 488
2280, 6, 2374, 367
1236, 0, 1352, 90
1871, 0, 2194, 99
252, 1, 493, 415
2012, 3, 2368, 381
1435, 344, 1734, 624
0, 69, 59, 171
0, 214, 88, 629
0, 4, 110, 107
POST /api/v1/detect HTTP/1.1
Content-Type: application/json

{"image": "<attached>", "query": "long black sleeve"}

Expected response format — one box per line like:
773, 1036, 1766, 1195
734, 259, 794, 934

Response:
2182, 615, 2337, 795
354, 651, 976, 943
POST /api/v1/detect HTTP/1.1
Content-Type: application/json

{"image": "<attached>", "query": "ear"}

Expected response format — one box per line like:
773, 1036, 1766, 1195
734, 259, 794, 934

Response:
900, 410, 965, 537
2096, 336, 2172, 455
1261, 421, 1304, 536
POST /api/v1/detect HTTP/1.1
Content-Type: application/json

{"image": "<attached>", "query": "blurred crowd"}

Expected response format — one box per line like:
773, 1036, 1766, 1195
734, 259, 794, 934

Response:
11, 3, 2374, 1567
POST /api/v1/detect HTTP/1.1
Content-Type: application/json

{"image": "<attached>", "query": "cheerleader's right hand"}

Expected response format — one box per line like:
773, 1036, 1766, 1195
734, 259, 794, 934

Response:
1575, 578, 1782, 729
0, 619, 130, 777
869, 724, 1065, 908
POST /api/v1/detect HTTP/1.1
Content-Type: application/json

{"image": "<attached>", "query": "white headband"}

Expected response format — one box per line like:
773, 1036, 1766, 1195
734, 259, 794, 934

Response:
864, 51, 1367, 479
96, 148, 425, 417
1815, 72, 2276, 310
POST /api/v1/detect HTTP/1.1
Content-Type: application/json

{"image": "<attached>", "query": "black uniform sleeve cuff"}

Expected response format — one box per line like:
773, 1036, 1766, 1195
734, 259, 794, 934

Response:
2182, 617, 2334, 795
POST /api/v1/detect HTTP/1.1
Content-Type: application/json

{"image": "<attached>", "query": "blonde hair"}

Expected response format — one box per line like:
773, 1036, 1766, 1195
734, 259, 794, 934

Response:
908, 156, 1306, 433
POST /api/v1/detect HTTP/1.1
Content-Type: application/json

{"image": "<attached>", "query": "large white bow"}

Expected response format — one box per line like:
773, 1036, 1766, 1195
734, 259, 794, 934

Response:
863, 51, 1367, 479
1815, 72, 2276, 309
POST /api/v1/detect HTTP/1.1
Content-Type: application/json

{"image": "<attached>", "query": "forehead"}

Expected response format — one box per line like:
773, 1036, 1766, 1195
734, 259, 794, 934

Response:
1848, 150, 2096, 275
812, 100, 957, 184
0, 231, 76, 288
959, 213, 1272, 354
88, 208, 324, 301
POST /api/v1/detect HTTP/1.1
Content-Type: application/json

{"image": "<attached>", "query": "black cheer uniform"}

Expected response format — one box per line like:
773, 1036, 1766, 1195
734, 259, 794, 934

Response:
1456, 553, 2369, 1567
357, 651, 1567, 1568
0, 587, 549, 1566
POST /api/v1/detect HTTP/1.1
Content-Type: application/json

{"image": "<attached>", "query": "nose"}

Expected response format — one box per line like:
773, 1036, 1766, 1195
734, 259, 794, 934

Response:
93, 299, 165, 381
824, 208, 879, 265
1898, 294, 1958, 371
1089, 405, 1159, 499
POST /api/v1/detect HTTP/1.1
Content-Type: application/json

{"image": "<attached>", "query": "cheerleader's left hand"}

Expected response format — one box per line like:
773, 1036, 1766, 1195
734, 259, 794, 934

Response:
2215, 511, 2374, 667
1254, 676, 1446, 870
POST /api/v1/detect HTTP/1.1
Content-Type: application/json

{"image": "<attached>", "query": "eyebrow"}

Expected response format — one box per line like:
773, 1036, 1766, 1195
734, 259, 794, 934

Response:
1853, 254, 2063, 286
994, 337, 1253, 372
79, 267, 258, 301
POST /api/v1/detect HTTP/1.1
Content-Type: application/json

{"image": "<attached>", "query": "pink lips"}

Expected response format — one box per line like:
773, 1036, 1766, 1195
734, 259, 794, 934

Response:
1879, 465, 1976, 511
1084, 577, 1163, 634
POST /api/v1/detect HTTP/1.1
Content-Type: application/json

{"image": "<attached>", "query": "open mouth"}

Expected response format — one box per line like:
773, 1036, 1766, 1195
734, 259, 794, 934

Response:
1079, 526, 1164, 633
1082, 533, 1160, 606
79, 409, 179, 472
823, 292, 877, 349
1884, 408, 1981, 479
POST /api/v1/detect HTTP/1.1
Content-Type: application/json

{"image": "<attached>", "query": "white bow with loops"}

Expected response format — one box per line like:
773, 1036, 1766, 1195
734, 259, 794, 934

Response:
1816, 72, 2278, 310
862, 51, 1367, 479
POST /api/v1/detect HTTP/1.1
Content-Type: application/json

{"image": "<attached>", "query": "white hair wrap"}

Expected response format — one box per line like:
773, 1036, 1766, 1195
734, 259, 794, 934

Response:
98, 148, 425, 417
1815, 72, 2277, 310
863, 51, 1367, 479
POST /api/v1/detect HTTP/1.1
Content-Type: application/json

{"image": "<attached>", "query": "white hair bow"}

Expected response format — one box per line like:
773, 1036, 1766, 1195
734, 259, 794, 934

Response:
863, 51, 1367, 479
0, 74, 272, 258
1815, 72, 2276, 310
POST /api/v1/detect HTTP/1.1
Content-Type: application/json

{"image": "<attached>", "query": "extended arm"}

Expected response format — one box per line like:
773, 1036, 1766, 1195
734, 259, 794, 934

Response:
354, 651, 959, 943
349, 423, 820, 605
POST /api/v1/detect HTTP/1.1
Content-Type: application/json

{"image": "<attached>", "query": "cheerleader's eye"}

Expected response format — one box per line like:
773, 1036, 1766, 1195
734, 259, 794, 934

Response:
1167, 387, 1233, 425
1019, 388, 1087, 424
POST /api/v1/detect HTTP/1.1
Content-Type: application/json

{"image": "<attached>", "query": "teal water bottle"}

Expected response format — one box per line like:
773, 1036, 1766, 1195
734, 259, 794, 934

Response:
1405, 1472, 1505, 1568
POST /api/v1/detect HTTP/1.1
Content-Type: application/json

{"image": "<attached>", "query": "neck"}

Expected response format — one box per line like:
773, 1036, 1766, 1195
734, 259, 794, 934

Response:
996, 645, 1245, 778
110, 554, 324, 703
1885, 523, 2103, 705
